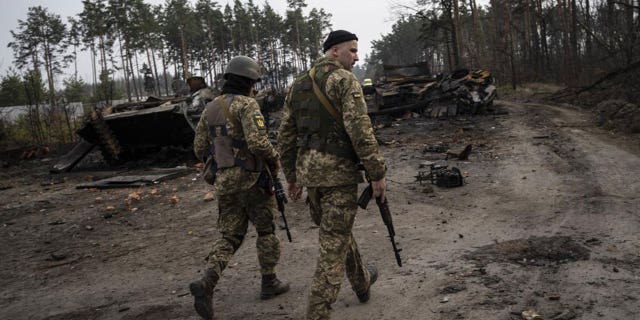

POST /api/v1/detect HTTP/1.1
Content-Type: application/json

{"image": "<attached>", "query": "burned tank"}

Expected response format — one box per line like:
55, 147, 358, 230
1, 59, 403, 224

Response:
364, 64, 497, 117
51, 88, 213, 173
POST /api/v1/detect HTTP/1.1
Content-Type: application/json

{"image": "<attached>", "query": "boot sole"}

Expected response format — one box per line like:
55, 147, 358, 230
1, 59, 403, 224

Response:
190, 282, 213, 320
357, 266, 378, 303
260, 286, 290, 300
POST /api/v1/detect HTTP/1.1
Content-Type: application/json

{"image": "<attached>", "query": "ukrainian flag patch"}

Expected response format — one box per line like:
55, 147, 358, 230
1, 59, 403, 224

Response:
352, 91, 362, 98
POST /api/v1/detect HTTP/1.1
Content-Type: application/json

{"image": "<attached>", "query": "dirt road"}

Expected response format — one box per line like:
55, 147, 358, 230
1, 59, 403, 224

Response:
1, 99, 638, 320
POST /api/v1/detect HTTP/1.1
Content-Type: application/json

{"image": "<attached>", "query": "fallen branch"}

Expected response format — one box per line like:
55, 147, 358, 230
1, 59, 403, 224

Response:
576, 60, 640, 94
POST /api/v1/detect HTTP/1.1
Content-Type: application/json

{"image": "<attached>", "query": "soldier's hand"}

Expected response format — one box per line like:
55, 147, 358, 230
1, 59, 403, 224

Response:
287, 181, 303, 201
372, 178, 386, 203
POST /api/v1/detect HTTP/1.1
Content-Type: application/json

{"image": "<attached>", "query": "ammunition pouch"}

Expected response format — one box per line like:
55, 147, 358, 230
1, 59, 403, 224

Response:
205, 95, 263, 175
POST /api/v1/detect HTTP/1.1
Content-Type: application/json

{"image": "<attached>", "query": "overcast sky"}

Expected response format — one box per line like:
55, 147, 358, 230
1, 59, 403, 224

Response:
0, 0, 415, 82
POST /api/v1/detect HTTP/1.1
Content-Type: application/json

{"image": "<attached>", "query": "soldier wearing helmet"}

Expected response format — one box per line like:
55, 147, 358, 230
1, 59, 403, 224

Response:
189, 56, 290, 320
185, 75, 214, 115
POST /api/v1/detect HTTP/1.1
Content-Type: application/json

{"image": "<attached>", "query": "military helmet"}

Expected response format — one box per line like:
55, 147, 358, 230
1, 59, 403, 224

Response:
186, 75, 204, 83
224, 56, 261, 81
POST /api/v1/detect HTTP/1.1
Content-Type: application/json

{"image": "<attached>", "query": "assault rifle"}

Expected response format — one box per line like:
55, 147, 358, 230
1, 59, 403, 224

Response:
271, 176, 292, 242
358, 182, 403, 267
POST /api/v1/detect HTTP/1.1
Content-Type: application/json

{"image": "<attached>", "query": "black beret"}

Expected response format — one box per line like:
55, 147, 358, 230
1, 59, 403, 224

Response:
322, 30, 358, 52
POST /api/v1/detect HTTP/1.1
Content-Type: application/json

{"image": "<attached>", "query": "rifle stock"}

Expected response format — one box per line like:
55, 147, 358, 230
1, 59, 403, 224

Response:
272, 176, 292, 242
358, 184, 402, 267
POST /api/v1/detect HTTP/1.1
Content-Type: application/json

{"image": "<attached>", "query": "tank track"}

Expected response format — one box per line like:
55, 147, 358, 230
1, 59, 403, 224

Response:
88, 109, 123, 163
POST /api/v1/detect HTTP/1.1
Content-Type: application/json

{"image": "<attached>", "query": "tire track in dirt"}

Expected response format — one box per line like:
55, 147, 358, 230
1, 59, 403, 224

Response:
449, 101, 640, 320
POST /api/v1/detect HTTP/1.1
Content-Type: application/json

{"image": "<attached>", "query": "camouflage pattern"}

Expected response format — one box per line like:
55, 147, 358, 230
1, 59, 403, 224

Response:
194, 94, 278, 195
206, 184, 281, 283
306, 185, 371, 320
278, 57, 384, 319
278, 57, 386, 187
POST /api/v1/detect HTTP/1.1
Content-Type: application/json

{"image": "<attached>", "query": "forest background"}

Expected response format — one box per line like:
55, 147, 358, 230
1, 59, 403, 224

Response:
0, 0, 638, 151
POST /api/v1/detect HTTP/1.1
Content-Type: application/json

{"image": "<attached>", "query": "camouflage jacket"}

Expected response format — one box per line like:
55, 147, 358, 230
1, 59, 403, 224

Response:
194, 94, 278, 195
278, 57, 385, 187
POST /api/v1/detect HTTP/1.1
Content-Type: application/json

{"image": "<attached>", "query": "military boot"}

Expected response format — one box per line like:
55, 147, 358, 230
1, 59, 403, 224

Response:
357, 264, 378, 303
189, 269, 218, 320
260, 274, 290, 300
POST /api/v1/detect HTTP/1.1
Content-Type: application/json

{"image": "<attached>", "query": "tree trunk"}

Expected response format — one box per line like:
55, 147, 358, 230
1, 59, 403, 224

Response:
536, 0, 550, 73
470, 0, 484, 66
145, 47, 157, 95
73, 45, 78, 81
40, 40, 55, 107
62, 105, 74, 143
623, 0, 636, 64
119, 35, 132, 102
570, 0, 580, 82
489, 0, 497, 74
530, 0, 542, 79
585, 0, 593, 61
452, 0, 463, 68
99, 36, 108, 74
179, 26, 189, 80
505, 0, 517, 89
150, 48, 161, 96
160, 46, 170, 96
131, 51, 141, 100
91, 46, 98, 96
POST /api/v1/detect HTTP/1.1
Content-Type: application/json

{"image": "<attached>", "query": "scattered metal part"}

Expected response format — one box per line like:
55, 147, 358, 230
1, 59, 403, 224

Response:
415, 162, 464, 187
423, 144, 449, 153
446, 144, 473, 160
76, 167, 193, 189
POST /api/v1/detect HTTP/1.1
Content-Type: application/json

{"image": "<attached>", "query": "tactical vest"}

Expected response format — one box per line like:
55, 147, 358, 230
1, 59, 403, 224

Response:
204, 94, 261, 172
290, 62, 358, 161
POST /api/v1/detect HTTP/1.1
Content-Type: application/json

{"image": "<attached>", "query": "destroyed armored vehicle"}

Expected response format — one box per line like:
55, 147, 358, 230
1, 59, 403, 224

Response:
51, 89, 212, 173
437, 69, 497, 115
364, 62, 435, 112
364, 64, 497, 117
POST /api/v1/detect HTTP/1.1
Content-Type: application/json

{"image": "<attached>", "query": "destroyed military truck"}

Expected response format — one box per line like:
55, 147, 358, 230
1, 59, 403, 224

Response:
51, 87, 213, 173
364, 63, 497, 117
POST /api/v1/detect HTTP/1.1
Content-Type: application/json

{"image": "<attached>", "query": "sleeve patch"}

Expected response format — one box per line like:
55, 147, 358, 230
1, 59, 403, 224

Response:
253, 112, 266, 128
351, 91, 362, 98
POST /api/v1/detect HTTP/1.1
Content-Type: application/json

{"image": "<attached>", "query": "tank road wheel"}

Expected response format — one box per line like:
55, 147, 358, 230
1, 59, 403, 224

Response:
89, 110, 123, 164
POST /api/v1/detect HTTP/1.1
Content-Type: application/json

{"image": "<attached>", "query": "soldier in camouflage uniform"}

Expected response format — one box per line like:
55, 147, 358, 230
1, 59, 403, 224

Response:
189, 56, 290, 320
278, 30, 387, 320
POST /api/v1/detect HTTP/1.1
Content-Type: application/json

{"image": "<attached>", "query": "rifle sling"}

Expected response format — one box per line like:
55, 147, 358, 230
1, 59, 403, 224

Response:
308, 67, 343, 126
216, 95, 238, 128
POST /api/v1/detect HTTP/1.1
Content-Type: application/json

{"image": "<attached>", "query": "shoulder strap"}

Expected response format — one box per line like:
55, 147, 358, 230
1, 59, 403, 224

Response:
216, 95, 239, 128
308, 67, 342, 124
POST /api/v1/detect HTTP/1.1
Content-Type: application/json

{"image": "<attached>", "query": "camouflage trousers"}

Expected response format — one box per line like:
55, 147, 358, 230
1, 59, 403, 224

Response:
205, 184, 281, 285
306, 184, 372, 320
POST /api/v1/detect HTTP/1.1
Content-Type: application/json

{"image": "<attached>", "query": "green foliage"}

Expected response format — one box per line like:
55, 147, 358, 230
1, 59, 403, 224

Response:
369, 15, 425, 66
0, 71, 28, 107
22, 70, 47, 106
8, 0, 332, 103
8, 6, 68, 105
63, 77, 88, 103
95, 70, 124, 103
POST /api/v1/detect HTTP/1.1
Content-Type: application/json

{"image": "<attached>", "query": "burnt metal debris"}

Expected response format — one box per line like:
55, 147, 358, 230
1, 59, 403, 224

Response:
51, 94, 200, 173
416, 162, 465, 188
363, 66, 497, 117
52, 87, 285, 173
